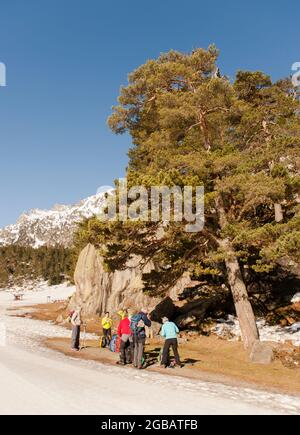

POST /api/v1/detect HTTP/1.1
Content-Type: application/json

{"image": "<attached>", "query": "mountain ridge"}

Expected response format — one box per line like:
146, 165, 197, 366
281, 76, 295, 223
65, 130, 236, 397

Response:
0, 193, 107, 248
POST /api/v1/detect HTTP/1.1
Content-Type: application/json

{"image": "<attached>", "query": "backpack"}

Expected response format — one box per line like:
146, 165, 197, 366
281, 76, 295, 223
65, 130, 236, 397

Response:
100, 336, 107, 348
130, 314, 145, 336
109, 334, 121, 353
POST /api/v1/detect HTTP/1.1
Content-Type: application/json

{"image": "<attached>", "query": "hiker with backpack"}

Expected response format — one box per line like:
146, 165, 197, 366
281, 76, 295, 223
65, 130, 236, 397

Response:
131, 309, 151, 369
117, 309, 133, 365
71, 307, 82, 351
101, 312, 113, 347
160, 317, 182, 368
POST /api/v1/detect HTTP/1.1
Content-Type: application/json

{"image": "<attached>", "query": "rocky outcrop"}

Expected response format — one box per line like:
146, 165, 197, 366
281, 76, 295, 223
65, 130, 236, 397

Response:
70, 244, 206, 319
70, 244, 161, 315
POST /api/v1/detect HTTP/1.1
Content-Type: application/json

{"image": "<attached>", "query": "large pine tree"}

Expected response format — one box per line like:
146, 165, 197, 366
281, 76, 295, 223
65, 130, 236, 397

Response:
77, 47, 300, 352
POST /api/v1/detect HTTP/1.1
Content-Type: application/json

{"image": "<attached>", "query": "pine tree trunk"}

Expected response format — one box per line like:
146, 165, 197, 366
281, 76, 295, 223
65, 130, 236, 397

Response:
216, 194, 260, 350
220, 239, 260, 350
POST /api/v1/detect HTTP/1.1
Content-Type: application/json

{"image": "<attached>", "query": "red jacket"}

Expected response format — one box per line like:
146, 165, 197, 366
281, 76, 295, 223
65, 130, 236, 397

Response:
118, 318, 131, 337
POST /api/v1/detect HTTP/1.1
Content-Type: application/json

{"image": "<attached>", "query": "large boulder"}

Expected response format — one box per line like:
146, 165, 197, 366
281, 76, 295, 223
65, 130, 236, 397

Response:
71, 244, 108, 315
70, 244, 205, 318
70, 244, 233, 332
70, 244, 160, 316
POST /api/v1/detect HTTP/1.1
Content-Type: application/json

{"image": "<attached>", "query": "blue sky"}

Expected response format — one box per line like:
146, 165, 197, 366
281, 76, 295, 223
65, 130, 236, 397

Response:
0, 0, 299, 227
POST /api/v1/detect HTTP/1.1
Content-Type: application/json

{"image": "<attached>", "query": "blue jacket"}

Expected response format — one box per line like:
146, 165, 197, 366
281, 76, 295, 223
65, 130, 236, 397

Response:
160, 321, 179, 340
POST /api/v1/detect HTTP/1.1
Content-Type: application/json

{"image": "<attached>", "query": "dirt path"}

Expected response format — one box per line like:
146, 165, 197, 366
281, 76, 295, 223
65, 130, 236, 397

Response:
46, 336, 300, 397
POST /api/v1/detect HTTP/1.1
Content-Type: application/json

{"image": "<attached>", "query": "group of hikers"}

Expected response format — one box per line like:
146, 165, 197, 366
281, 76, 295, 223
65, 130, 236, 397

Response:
70, 307, 183, 369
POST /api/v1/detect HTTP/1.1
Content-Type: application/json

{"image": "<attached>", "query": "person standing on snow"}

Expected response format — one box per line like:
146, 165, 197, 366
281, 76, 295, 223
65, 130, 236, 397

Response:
71, 307, 82, 351
117, 310, 133, 365
101, 312, 113, 346
131, 309, 151, 369
160, 317, 182, 368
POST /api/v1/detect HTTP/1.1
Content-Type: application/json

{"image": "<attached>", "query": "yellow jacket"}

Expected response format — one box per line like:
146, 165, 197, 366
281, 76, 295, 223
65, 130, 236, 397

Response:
102, 316, 113, 330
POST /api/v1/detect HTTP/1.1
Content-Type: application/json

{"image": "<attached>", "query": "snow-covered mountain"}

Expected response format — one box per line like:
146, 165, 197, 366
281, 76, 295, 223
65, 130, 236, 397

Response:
0, 193, 107, 248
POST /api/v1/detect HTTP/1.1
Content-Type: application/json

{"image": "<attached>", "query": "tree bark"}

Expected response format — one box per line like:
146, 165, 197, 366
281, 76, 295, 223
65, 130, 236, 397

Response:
220, 240, 260, 350
216, 194, 260, 350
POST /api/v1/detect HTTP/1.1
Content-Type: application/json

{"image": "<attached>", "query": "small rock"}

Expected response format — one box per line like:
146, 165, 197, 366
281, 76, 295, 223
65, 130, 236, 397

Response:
249, 340, 274, 365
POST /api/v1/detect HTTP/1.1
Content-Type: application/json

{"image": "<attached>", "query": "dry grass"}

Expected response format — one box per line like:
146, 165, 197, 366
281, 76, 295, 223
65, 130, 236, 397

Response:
45, 335, 300, 396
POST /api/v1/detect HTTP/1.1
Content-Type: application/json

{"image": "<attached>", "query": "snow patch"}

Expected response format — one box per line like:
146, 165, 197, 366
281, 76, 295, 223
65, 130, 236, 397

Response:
0, 281, 75, 306
213, 316, 300, 347
292, 293, 300, 304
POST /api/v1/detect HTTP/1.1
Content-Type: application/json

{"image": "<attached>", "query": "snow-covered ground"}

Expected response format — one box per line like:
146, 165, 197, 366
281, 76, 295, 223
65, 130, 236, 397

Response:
0, 285, 300, 415
0, 283, 96, 350
0, 280, 75, 304
213, 316, 300, 347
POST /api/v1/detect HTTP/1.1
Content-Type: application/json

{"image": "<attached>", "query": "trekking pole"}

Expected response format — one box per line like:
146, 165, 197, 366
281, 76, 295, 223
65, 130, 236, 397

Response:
82, 322, 87, 350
